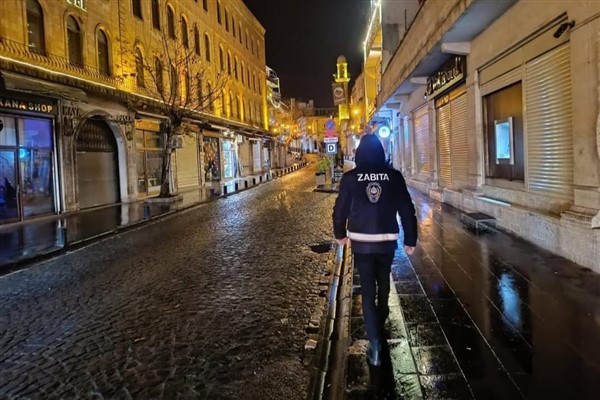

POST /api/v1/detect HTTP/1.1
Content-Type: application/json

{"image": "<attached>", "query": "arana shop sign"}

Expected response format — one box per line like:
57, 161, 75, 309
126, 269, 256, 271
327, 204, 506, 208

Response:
0, 97, 55, 114
425, 56, 466, 99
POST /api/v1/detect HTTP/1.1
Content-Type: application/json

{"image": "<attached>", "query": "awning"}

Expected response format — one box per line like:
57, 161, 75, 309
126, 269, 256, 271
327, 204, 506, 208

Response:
1, 70, 87, 102
378, 0, 517, 109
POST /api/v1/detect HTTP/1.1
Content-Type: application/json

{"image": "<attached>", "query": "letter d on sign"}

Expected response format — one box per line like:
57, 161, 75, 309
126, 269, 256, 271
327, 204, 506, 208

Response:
326, 142, 337, 155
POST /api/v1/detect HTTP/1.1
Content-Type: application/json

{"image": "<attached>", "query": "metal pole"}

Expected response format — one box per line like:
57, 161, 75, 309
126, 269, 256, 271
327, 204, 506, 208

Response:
330, 154, 335, 184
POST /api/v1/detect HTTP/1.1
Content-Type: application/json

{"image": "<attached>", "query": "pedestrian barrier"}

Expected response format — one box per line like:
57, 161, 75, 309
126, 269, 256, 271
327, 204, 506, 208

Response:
309, 242, 351, 400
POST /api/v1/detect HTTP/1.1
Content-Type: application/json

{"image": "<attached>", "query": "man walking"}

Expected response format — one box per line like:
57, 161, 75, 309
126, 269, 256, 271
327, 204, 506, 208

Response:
332, 133, 418, 367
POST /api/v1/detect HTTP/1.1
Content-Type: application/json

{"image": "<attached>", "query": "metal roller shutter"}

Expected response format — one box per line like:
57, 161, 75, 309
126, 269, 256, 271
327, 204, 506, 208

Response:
392, 125, 402, 171
450, 93, 468, 188
402, 117, 411, 174
437, 103, 452, 188
480, 67, 522, 96
413, 105, 430, 175
76, 119, 120, 208
176, 134, 200, 190
525, 44, 573, 200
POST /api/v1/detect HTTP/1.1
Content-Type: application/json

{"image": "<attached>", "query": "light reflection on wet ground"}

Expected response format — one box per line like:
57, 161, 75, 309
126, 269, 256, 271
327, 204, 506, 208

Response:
346, 189, 600, 399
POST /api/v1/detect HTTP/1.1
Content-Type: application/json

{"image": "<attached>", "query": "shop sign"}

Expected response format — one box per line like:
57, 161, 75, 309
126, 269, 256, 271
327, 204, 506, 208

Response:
67, 0, 86, 11
61, 104, 82, 118
425, 56, 466, 98
135, 119, 161, 132
115, 114, 134, 123
0, 97, 55, 114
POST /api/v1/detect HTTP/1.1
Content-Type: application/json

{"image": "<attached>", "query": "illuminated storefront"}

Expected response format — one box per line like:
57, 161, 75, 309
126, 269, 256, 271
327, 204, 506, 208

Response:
135, 119, 164, 198
203, 134, 221, 183
0, 97, 58, 224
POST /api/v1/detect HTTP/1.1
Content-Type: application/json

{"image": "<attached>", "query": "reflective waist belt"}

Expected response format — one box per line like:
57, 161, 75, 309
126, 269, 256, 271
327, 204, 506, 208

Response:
347, 231, 399, 242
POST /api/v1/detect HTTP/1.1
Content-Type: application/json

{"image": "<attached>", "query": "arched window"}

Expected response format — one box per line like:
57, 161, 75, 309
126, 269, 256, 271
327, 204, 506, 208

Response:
232, 16, 236, 38
241, 63, 245, 85
217, 1, 222, 25
229, 91, 234, 116
238, 23, 242, 44
204, 34, 211, 62
26, 0, 45, 53
135, 48, 144, 88
206, 81, 213, 111
202, 0, 208, 12
170, 64, 178, 98
219, 47, 224, 71
155, 57, 164, 94
221, 92, 226, 115
224, 8, 229, 31
236, 97, 240, 119
167, 7, 175, 39
184, 72, 190, 101
181, 17, 189, 48
132, 0, 142, 19
256, 40, 260, 59
194, 26, 200, 55
97, 29, 110, 76
252, 72, 256, 91
67, 16, 83, 66
234, 57, 238, 80
245, 30, 249, 49
227, 52, 231, 75
151, 0, 160, 30
197, 78, 203, 106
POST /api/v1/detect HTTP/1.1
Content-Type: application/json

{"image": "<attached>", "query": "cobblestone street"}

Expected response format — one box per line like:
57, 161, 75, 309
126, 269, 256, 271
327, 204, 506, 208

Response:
0, 167, 334, 400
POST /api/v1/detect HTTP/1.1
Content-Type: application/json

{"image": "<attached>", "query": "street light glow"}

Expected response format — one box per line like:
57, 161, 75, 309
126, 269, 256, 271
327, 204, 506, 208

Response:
377, 126, 390, 138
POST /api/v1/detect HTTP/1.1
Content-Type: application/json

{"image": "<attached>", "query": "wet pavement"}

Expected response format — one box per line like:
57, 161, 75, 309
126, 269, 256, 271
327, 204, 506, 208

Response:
0, 165, 304, 270
345, 189, 600, 399
0, 165, 332, 400
3, 162, 600, 400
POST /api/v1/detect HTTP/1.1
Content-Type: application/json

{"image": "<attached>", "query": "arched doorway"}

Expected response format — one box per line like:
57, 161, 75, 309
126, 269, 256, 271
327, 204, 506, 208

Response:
76, 118, 120, 208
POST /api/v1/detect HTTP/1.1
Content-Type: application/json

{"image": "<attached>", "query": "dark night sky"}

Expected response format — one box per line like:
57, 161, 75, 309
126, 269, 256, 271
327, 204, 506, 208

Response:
243, 0, 371, 108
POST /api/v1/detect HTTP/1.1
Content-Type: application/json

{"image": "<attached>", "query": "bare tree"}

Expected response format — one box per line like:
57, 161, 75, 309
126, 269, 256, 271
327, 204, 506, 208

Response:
132, 23, 228, 198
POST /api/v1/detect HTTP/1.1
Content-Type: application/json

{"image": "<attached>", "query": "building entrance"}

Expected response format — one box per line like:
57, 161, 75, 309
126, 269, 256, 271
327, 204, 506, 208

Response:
76, 118, 120, 208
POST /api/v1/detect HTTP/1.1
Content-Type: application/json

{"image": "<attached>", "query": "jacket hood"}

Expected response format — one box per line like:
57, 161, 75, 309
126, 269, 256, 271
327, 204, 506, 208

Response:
355, 134, 386, 168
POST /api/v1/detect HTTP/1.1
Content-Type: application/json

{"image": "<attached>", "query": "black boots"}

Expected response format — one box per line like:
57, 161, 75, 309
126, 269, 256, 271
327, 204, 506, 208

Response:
367, 340, 382, 366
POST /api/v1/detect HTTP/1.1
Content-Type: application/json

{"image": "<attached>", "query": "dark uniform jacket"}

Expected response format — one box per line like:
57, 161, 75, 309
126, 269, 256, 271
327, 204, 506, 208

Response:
332, 134, 418, 254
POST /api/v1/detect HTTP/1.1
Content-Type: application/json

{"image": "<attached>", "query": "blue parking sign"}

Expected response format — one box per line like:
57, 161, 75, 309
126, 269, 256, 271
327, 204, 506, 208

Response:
326, 142, 337, 154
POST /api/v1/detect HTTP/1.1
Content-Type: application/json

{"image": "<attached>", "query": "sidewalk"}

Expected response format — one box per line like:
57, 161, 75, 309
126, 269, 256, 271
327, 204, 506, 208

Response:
345, 188, 600, 399
0, 163, 306, 271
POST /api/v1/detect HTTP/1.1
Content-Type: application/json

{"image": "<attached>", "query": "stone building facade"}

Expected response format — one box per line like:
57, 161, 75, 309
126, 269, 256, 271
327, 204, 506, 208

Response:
0, 0, 270, 226
370, 0, 600, 272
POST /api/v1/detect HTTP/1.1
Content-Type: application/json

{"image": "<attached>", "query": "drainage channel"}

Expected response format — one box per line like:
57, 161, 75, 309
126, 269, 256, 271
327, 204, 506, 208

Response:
309, 242, 353, 400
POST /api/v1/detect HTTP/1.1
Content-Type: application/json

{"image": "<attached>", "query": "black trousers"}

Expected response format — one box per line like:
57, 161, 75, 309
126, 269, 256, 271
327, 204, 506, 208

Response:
354, 252, 394, 342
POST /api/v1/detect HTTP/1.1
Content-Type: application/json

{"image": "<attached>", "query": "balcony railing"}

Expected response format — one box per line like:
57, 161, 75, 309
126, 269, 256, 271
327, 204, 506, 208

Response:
0, 36, 121, 88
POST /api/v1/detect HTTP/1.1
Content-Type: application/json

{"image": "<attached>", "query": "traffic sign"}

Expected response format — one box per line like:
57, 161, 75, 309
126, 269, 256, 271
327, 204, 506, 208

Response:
325, 129, 337, 138
325, 119, 335, 130
325, 142, 337, 154
324, 137, 339, 143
